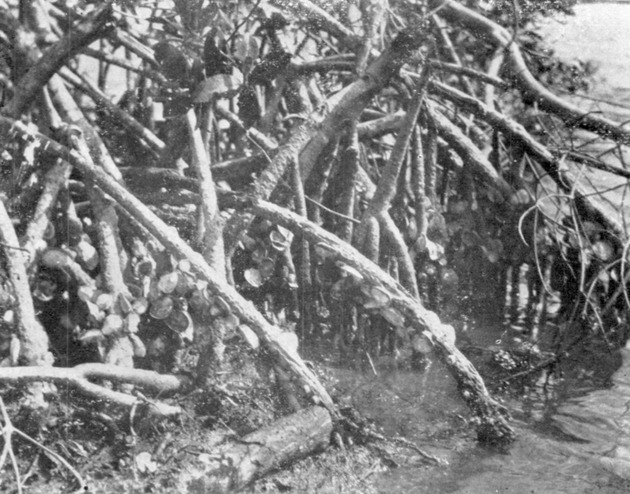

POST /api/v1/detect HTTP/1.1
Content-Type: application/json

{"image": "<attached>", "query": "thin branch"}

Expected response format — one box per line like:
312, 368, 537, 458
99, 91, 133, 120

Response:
430, 0, 630, 145
110, 28, 157, 66
236, 195, 515, 445
61, 68, 165, 154
424, 100, 512, 200
432, 15, 475, 96
4, 3, 113, 117
0, 115, 338, 416
0, 366, 183, 416
430, 79, 626, 237
428, 60, 507, 89
81, 46, 168, 83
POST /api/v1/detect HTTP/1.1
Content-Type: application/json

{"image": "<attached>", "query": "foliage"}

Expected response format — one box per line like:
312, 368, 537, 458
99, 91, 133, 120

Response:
0, 0, 627, 490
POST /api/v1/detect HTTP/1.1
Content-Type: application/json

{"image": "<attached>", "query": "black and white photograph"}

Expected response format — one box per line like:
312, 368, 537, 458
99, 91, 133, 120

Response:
1, 1, 630, 492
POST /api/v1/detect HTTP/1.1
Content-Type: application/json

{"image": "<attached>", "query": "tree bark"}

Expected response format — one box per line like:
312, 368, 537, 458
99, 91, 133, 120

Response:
177, 406, 332, 493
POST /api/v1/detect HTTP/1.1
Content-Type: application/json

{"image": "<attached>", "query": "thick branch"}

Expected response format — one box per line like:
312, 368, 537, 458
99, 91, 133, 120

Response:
0, 116, 337, 415
356, 68, 430, 298
21, 159, 71, 267
61, 68, 165, 154
300, 32, 424, 182
185, 110, 226, 279
366, 68, 429, 216
0, 364, 183, 416
177, 406, 332, 492
424, 101, 512, 200
430, 0, 630, 145
430, 80, 626, 237
239, 196, 514, 445
48, 75, 122, 180
223, 122, 315, 253
0, 201, 53, 366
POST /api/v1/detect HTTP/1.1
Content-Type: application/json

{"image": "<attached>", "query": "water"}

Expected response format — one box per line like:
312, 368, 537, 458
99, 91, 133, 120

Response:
360, 5, 630, 491
538, 2, 630, 122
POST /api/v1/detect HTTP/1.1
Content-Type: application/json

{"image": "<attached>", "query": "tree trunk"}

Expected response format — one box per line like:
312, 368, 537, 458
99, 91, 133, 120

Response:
177, 406, 332, 492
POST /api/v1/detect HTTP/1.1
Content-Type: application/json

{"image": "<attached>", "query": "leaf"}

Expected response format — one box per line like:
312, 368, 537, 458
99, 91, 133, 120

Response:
43, 221, 55, 240
413, 233, 427, 253
135, 451, 157, 474
95, 293, 114, 311
66, 439, 90, 458
330, 280, 345, 300
448, 200, 469, 215
135, 259, 155, 277
337, 263, 363, 281
129, 334, 146, 358
147, 279, 162, 302
509, 188, 531, 205
132, 297, 149, 315
363, 286, 390, 309
127, 283, 143, 299
380, 307, 405, 327
165, 309, 192, 334
223, 313, 239, 332
244, 268, 263, 287
239, 234, 257, 250
77, 286, 96, 303
101, 314, 124, 336
150, 296, 174, 319
593, 240, 614, 261
412, 334, 433, 354
233, 34, 260, 62
178, 259, 191, 273
75, 240, 99, 271
258, 258, 275, 279
66, 440, 89, 458
441, 268, 459, 288
462, 230, 479, 247
247, 243, 265, 261
125, 313, 141, 334
347, 3, 362, 26
581, 221, 601, 238
85, 301, 105, 322
175, 271, 196, 295
33, 278, 56, 302
158, 272, 179, 294
270, 230, 289, 251
481, 237, 504, 264
314, 243, 337, 260
214, 295, 230, 315
79, 329, 105, 344
426, 239, 445, 261
238, 324, 259, 349
3, 310, 14, 324
192, 70, 243, 102
188, 290, 209, 313
118, 293, 133, 314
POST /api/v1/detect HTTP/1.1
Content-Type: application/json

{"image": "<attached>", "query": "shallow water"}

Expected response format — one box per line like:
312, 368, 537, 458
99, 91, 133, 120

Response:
538, 2, 630, 122
326, 313, 630, 493
356, 7, 630, 489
